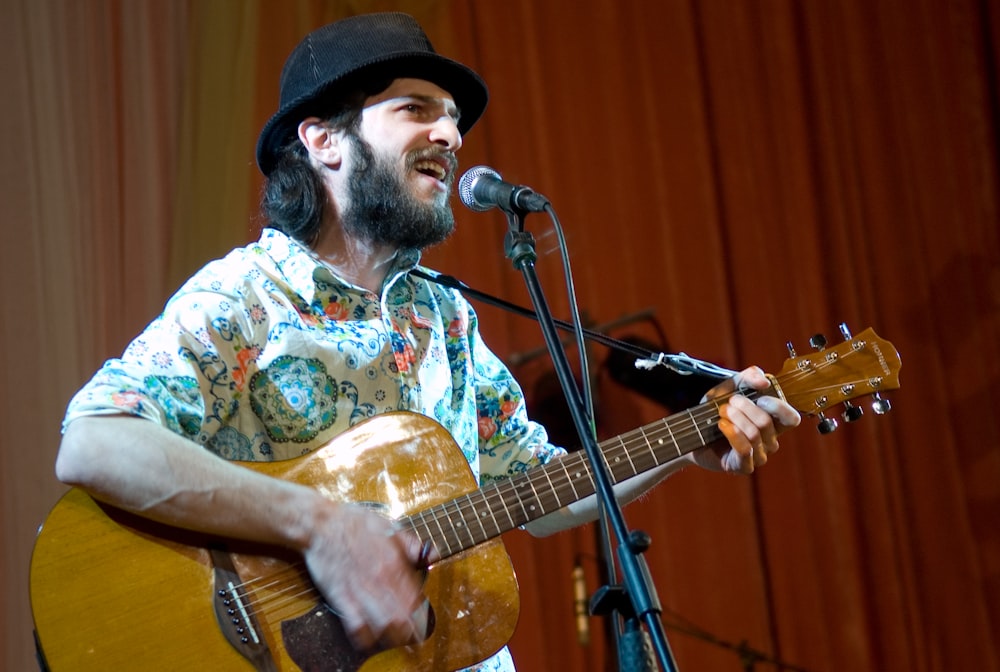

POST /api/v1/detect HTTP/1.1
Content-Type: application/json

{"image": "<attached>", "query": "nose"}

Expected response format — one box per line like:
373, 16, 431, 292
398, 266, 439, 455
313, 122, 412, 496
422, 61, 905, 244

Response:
429, 115, 462, 152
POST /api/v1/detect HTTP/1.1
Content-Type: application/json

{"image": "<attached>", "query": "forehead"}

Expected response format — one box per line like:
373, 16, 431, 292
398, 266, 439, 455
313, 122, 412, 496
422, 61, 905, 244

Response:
364, 78, 459, 117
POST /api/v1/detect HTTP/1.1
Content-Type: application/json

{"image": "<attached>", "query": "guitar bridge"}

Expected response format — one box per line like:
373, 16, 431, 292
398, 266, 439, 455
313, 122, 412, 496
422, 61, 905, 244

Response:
210, 548, 278, 672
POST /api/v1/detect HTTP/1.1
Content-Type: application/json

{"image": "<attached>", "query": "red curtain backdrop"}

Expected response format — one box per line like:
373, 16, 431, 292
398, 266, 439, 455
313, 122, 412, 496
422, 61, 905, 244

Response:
3, 1, 997, 670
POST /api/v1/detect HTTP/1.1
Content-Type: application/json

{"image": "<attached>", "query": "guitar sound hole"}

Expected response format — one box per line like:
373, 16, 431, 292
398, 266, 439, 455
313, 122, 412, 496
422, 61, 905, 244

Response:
281, 601, 436, 672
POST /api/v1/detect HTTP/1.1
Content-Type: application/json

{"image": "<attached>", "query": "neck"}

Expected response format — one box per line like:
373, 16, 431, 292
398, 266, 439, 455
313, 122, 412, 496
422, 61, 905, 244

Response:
310, 222, 399, 294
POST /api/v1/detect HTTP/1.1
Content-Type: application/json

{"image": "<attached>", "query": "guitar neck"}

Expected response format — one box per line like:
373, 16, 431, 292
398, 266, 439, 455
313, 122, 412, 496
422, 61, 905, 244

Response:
402, 395, 739, 560
401, 326, 902, 562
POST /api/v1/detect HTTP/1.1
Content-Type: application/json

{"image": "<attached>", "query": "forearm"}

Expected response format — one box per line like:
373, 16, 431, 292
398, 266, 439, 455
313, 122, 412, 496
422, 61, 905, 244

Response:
55, 414, 325, 553
57, 414, 433, 650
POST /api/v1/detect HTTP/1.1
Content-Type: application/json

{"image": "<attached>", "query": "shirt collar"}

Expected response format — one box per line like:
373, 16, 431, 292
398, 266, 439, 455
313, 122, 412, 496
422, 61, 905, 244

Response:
256, 227, 423, 303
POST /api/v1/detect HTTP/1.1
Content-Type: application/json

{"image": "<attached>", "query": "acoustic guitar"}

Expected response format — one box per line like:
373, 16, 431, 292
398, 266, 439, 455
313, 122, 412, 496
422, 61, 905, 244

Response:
30, 327, 900, 671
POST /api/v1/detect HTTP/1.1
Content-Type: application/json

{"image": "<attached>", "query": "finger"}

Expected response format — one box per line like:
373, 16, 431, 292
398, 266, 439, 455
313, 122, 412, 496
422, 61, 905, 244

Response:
720, 395, 774, 472
339, 603, 377, 651
724, 395, 769, 445
353, 579, 424, 650
339, 574, 413, 650
703, 379, 734, 401
757, 395, 802, 430
341, 535, 428, 650
716, 415, 755, 473
375, 613, 421, 650
393, 529, 437, 567
733, 366, 769, 391
704, 366, 768, 403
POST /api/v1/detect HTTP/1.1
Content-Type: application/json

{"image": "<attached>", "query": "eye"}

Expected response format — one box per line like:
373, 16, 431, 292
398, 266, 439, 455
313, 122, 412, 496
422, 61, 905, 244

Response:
402, 103, 422, 115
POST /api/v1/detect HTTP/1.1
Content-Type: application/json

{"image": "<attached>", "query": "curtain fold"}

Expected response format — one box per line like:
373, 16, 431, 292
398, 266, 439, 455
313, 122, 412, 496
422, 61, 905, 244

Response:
4, 1, 997, 670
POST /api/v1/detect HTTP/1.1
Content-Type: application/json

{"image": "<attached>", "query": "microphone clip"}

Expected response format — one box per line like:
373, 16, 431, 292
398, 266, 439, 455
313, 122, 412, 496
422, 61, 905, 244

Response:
504, 229, 538, 268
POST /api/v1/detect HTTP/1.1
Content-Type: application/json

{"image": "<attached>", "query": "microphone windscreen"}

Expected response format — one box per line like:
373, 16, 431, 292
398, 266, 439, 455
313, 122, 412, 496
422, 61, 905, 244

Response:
458, 165, 501, 211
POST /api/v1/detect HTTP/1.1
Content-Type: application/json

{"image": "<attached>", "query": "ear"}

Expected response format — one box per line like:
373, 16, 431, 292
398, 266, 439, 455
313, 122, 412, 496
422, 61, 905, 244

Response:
297, 118, 342, 168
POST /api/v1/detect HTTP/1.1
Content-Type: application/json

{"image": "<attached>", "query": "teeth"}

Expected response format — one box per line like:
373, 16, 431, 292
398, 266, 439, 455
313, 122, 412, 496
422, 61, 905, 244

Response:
414, 159, 447, 180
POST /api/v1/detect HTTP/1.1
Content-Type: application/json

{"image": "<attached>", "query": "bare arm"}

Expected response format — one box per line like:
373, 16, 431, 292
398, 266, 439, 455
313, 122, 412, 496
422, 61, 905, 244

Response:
56, 414, 429, 650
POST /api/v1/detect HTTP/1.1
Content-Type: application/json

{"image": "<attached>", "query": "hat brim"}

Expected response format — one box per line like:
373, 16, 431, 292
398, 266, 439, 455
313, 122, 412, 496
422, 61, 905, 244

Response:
256, 51, 488, 175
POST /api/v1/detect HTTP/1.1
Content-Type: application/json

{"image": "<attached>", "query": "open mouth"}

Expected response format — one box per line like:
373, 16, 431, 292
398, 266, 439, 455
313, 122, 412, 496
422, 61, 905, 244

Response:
413, 158, 449, 182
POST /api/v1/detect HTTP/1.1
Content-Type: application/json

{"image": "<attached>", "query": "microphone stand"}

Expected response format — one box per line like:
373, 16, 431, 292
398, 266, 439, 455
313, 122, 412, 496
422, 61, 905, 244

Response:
499, 205, 678, 672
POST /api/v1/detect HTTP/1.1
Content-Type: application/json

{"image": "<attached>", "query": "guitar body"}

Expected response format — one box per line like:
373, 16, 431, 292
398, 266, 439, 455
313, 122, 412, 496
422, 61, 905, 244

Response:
31, 412, 520, 671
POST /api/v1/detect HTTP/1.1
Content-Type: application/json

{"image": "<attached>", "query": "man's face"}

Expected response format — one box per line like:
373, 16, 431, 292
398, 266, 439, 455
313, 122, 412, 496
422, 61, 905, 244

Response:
339, 79, 463, 250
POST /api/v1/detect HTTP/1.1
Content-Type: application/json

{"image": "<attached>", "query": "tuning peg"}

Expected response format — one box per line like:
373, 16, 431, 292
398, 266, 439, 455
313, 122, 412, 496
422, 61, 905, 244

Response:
872, 393, 892, 415
809, 334, 828, 351
839, 323, 853, 340
842, 401, 864, 423
786, 341, 797, 358
817, 412, 839, 434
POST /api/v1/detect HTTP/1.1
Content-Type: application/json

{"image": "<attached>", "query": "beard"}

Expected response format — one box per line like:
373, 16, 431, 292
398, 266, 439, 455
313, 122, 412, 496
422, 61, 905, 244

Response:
340, 133, 457, 250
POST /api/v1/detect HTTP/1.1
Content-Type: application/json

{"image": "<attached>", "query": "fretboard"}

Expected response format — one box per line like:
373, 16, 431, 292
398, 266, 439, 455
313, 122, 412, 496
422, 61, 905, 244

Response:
403, 393, 752, 560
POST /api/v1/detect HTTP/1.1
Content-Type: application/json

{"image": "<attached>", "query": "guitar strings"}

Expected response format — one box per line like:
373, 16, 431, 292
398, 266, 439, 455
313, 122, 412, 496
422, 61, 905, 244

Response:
398, 343, 875, 555
211, 343, 874, 625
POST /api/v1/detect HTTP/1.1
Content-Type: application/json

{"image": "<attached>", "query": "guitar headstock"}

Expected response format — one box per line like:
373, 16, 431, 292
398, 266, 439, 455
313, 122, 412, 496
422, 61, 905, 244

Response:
775, 325, 901, 433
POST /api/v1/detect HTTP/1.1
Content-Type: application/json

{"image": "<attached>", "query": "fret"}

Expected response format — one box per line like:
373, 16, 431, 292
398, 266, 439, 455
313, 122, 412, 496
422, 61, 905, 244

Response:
423, 505, 454, 557
686, 408, 706, 446
608, 442, 629, 482
538, 467, 561, 509
444, 496, 476, 549
598, 443, 614, 486
624, 428, 651, 471
704, 399, 723, 432
489, 482, 518, 531
624, 428, 655, 473
559, 459, 581, 500
577, 460, 596, 495
401, 516, 423, 543
465, 491, 490, 542
547, 471, 569, 511
605, 441, 620, 480
405, 511, 428, 550
502, 478, 531, 528
564, 456, 595, 501
618, 434, 638, 480
517, 477, 541, 522
521, 477, 544, 518
640, 425, 664, 466
662, 417, 681, 458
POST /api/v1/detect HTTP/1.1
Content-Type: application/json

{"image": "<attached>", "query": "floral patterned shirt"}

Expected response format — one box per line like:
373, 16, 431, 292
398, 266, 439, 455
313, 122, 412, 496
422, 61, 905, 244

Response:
64, 227, 564, 671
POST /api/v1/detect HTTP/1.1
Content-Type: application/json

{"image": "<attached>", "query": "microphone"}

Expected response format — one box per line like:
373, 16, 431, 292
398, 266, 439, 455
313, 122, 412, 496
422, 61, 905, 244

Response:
458, 165, 550, 213
572, 562, 590, 646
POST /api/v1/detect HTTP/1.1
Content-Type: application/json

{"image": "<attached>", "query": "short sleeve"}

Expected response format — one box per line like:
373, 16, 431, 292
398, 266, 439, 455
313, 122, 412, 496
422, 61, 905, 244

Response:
64, 260, 266, 456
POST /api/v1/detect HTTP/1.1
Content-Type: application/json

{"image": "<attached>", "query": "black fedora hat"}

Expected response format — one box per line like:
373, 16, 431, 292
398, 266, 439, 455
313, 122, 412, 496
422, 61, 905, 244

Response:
256, 12, 488, 175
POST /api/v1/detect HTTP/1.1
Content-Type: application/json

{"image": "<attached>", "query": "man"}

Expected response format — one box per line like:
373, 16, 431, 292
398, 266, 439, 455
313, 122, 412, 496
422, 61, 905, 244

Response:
55, 12, 800, 671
